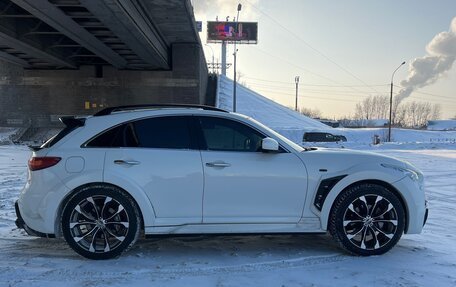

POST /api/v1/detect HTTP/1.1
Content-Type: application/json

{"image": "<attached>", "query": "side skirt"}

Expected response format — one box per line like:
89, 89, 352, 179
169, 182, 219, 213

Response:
144, 218, 322, 235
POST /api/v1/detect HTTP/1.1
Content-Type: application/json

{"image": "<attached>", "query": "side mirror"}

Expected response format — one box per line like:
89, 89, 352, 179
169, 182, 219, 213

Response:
262, 137, 279, 152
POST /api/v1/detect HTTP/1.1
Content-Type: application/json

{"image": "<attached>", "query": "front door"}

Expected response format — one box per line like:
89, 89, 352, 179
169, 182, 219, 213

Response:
196, 116, 308, 224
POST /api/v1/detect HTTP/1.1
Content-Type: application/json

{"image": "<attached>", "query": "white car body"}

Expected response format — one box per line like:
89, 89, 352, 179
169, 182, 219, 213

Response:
16, 106, 427, 258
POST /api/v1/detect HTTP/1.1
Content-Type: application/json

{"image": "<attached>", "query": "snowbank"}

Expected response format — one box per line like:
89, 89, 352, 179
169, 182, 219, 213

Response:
216, 75, 332, 143
427, 120, 456, 131
0, 127, 16, 144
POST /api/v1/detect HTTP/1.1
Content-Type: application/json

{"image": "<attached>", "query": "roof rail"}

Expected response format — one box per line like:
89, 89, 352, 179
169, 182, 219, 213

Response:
93, 104, 228, 117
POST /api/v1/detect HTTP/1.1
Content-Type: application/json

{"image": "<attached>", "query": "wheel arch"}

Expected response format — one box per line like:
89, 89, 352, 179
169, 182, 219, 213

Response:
320, 179, 409, 233
54, 182, 147, 237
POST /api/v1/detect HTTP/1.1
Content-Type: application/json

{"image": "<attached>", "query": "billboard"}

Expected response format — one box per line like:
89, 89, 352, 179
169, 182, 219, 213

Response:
207, 21, 258, 44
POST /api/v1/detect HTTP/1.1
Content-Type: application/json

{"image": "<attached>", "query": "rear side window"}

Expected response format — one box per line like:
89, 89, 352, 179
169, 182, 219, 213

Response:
86, 116, 193, 149
85, 124, 131, 147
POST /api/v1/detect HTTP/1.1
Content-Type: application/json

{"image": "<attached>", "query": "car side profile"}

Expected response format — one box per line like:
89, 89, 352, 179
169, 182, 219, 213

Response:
15, 105, 428, 259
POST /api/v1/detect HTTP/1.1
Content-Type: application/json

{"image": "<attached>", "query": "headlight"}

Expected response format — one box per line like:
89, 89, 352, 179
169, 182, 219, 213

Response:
381, 163, 423, 182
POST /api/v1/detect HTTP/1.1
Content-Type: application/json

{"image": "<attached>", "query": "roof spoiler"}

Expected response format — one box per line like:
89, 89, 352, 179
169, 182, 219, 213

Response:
27, 116, 85, 152
59, 116, 86, 128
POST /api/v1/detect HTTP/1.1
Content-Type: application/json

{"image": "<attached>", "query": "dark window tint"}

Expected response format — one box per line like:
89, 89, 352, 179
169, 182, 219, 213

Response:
133, 117, 191, 149
198, 117, 265, 152
86, 116, 191, 149
87, 125, 122, 147
303, 132, 340, 142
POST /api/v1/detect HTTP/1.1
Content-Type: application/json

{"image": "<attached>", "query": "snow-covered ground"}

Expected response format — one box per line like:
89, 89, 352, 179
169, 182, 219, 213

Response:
217, 75, 330, 131
1, 139, 456, 286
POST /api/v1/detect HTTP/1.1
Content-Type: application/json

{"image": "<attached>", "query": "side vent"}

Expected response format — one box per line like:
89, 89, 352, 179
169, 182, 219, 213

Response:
314, 175, 347, 211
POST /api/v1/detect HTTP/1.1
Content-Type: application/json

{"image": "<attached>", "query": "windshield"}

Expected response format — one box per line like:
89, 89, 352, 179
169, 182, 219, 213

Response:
245, 116, 304, 152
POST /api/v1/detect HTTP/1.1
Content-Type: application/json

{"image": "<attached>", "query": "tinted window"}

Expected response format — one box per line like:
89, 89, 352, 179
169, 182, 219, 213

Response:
133, 117, 191, 149
86, 124, 125, 147
86, 116, 192, 149
325, 134, 336, 141
198, 117, 265, 152
304, 132, 337, 142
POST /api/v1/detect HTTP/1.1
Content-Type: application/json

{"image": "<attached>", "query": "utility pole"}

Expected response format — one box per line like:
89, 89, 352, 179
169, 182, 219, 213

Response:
295, 76, 300, 111
232, 3, 242, 112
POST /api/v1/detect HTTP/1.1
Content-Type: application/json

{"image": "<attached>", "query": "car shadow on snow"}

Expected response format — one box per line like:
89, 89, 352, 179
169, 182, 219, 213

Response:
2, 231, 342, 263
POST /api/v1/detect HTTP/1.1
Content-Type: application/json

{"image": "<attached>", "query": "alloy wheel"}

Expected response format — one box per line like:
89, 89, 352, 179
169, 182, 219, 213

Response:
68, 195, 130, 253
342, 194, 398, 250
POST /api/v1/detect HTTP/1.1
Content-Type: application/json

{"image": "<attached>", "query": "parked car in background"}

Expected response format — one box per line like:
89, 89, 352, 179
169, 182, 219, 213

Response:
16, 104, 427, 259
303, 132, 347, 143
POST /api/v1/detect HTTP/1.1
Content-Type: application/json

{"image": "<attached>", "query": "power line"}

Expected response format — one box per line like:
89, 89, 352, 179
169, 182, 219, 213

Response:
393, 84, 456, 101
244, 76, 388, 88
252, 47, 378, 96
247, 83, 382, 96
399, 96, 456, 105
253, 47, 339, 85
253, 88, 361, 103
244, 0, 382, 95
246, 81, 387, 95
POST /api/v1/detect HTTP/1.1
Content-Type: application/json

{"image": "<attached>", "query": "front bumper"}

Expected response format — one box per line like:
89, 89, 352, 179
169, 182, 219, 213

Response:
15, 201, 55, 238
391, 176, 427, 234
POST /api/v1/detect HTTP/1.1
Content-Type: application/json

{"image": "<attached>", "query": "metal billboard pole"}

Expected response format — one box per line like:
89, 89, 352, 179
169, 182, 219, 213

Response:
221, 41, 227, 76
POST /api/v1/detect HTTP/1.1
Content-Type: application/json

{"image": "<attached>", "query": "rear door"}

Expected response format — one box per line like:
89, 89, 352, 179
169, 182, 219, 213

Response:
95, 116, 204, 226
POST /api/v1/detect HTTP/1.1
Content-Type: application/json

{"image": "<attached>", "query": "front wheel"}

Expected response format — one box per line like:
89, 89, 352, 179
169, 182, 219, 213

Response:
329, 183, 405, 256
61, 185, 142, 260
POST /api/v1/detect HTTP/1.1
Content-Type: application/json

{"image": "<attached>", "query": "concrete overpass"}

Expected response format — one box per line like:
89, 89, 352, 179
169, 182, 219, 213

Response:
0, 0, 210, 127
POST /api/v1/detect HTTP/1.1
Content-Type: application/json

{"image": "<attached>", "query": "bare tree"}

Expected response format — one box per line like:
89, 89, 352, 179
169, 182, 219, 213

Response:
299, 107, 322, 119
431, 104, 441, 120
393, 101, 440, 128
353, 95, 441, 128
355, 95, 389, 120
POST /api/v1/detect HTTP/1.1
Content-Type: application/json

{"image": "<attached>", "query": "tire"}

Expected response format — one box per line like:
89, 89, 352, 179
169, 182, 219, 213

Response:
61, 185, 142, 260
329, 183, 405, 256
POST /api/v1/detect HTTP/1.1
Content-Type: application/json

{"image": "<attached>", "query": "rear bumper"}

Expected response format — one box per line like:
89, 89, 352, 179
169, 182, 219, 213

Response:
15, 201, 55, 238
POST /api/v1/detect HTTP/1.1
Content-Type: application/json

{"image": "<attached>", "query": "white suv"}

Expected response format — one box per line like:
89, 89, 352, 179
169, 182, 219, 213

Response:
15, 105, 428, 259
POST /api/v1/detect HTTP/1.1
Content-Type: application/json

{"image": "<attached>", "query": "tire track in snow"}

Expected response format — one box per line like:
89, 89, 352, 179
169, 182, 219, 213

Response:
1, 252, 348, 283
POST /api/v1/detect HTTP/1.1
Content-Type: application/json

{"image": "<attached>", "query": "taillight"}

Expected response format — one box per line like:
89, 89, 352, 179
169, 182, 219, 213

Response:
28, 157, 61, 171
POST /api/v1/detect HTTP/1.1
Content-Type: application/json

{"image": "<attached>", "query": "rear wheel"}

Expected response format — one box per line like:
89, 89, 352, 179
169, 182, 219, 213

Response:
61, 185, 141, 260
329, 183, 405, 256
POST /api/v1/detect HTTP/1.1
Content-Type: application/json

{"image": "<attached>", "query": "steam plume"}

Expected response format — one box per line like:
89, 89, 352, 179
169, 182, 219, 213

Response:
397, 17, 456, 101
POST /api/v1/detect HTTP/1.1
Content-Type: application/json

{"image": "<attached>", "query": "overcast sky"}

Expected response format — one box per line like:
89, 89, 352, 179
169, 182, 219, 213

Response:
193, 0, 456, 119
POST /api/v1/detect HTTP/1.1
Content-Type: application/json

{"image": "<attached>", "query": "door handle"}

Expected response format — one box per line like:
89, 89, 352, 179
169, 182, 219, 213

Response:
206, 161, 231, 168
114, 160, 140, 166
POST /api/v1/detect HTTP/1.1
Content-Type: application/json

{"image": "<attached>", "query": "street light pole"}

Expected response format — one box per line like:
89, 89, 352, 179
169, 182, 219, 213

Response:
233, 3, 242, 112
295, 76, 300, 111
388, 61, 406, 142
